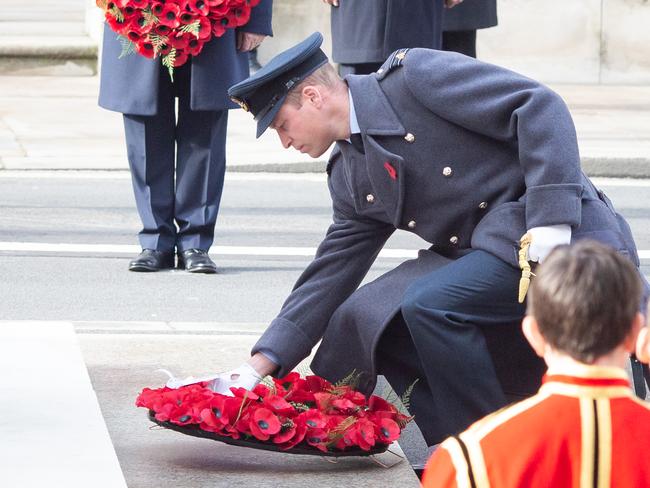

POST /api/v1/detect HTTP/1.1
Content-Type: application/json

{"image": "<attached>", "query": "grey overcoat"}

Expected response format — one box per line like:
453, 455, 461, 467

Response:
443, 0, 498, 32
252, 48, 642, 393
330, 0, 444, 64
98, 0, 273, 115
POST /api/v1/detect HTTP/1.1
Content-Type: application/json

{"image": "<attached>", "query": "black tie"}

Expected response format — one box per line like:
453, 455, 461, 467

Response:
350, 133, 365, 154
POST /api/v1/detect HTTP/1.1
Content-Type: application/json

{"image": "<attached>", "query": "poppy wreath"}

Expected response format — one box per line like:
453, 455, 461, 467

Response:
136, 372, 412, 456
96, 0, 260, 79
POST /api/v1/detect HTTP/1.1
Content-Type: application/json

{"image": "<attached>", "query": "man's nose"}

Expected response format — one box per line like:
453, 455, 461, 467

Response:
278, 131, 291, 149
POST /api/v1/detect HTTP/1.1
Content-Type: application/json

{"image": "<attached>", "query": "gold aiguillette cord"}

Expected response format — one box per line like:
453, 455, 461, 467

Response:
518, 233, 535, 303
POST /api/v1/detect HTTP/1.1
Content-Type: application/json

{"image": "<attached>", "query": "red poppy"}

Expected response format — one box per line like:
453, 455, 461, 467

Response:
158, 3, 181, 28
263, 394, 294, 414
136, 40, 156, 58
376, 418, 400, 443
188, 0, 210, 16
154, 24, 172, 37
302, 409, 327, 430
127, 0, 148, 7
168, 33, 189, 50
368, 395, 397, 414
151, 2, 164, 16
106, 12, 128, 34
304, 428, 329, 452
305, 375, 333, 392
173, 49, 189, 67
179, 11, 196, 25
314, 391, 335, 411
349, 419, 377, 451
127, 12, 151, 34
232, 6, 251, 27
197, 16, 212, 39
231, 387, 260, 401
249, 408, 281, 441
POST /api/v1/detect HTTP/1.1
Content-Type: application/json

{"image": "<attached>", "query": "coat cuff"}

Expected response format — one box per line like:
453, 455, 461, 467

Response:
251, 317, 313, 378
525, 184, 583, 228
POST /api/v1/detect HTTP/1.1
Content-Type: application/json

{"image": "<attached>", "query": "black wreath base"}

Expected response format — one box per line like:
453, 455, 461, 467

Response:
148, 411, 390, 457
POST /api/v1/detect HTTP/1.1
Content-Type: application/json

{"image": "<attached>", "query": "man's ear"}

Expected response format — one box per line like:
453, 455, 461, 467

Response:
301, 86, 323, 108
522, 315, 546, 358
632, 313, 650, 362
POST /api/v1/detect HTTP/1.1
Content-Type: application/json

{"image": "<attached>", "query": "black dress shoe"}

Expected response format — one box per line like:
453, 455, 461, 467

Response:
178, 249, 217, 274
128, 249, 174, 272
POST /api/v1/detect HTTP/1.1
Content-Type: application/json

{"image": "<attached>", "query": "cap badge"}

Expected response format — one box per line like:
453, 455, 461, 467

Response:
231, 96, 249, 112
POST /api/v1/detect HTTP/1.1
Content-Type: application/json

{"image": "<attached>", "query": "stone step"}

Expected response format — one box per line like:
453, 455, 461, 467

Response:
0, 36, 97, 75
0, 321, 127, 488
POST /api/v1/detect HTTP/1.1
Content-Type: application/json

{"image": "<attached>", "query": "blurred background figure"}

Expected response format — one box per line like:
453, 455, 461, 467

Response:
442, 0, 497, 58
326, 0, 465, 76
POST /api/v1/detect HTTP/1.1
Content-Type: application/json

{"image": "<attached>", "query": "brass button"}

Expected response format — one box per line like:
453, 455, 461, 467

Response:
442, 166, 453, 177
450, 236, 459, 245
479, 201, 488, 209
396, 52, 406, 60
404, 133, 415, 143
366, 194, 375, 203
407, 220, 417, 229
377, 68, 384, 74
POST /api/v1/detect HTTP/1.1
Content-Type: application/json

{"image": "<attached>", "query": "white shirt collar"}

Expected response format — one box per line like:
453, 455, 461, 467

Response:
348, 88, 360, 136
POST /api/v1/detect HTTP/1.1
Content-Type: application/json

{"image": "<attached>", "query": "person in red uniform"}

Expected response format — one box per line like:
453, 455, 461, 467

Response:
422, 240, 650, 488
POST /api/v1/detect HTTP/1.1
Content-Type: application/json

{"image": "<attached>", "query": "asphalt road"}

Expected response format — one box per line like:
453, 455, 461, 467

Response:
0, 172, 648, 322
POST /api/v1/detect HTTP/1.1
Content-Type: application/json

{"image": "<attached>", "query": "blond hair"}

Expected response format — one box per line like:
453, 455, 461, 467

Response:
284, 63, 344, 106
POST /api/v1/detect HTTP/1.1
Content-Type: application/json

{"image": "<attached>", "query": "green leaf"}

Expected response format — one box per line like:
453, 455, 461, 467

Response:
162, 48, 176, 82
117, 35, 136, 59
178, 20, 201, 38
142, 7, 159, 27
399, 378, 419, 412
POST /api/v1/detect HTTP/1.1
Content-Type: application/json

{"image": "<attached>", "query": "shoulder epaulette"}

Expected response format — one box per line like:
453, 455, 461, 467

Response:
375, 48, 410, 80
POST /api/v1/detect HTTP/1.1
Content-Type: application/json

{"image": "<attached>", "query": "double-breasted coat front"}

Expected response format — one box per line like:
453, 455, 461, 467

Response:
252, 48, 644, 395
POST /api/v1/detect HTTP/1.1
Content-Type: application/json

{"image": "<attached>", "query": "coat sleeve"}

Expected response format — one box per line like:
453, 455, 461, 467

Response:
239, 0, 273, 36
252, 162, 395, 377
402, 49, 583, 230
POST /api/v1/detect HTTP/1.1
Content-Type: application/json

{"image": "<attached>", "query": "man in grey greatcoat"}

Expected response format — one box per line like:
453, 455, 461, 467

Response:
98, 1, 272, 273
171, 33, 647, 449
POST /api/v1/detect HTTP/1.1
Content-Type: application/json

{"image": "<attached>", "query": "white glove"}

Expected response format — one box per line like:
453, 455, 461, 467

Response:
527, 224, 572, 263
206, 364, 262, 395
160, 363, 262, 396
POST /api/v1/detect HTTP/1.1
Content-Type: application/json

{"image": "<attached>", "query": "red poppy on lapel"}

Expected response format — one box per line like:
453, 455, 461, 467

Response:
384, 162, 397, 180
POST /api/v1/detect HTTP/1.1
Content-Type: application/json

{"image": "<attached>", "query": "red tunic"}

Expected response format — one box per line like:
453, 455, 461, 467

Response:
422, 364, 650, 488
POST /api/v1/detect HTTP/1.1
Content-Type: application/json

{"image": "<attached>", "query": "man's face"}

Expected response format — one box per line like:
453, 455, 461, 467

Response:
270, 95, 334, 158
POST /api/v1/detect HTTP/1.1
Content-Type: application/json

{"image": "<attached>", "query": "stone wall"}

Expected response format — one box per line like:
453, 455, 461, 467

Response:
260, 0, 650, 85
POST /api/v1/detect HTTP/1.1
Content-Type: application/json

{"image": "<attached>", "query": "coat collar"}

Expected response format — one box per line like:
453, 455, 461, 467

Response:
345, 75, 406, 137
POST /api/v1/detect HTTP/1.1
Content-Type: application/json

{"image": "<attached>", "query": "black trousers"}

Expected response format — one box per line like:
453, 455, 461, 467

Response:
377, 250, 545, 445
122, 63, 228, 252
442, 29, 477, 58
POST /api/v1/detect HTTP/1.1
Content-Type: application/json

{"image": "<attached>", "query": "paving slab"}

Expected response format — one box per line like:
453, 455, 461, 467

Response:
0, 321, 127, 488
78, 332, 421, 488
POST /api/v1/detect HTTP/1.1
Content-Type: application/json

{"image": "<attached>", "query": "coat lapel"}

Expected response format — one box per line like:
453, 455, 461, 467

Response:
347, 75, 407, 228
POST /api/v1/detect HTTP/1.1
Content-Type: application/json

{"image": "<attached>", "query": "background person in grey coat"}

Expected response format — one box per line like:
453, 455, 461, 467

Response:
325, 0, 464, 76
442, 0, 497, 58
98, 1, 273, 273
174, 33, 647, 448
